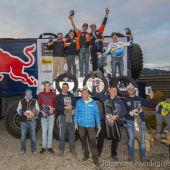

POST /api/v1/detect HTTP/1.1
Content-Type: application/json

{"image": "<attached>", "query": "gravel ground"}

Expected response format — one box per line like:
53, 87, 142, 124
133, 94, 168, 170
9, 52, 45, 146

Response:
0, 119, 169, 170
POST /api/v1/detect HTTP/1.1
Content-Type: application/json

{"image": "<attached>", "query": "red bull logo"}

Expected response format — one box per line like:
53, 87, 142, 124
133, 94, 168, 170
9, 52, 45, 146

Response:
0, 44, 37, 87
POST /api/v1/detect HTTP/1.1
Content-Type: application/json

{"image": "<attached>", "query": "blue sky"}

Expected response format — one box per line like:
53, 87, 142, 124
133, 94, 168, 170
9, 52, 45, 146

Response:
0, 0, 169, 68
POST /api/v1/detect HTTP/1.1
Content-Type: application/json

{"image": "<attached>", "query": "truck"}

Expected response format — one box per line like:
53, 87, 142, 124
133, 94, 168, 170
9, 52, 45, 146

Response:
0, 32, 143, 139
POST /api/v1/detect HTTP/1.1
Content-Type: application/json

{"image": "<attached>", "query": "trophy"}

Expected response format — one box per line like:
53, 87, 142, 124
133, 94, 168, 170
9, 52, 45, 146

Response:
69, 10, 75, 17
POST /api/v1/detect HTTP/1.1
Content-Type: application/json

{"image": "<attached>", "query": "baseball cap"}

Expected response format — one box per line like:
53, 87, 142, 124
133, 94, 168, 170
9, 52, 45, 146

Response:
111, 32, 118, 37
69, 29, 74, 33
25, 88, 32, 94
90, 24, 96, 28
127, 83, 135, 90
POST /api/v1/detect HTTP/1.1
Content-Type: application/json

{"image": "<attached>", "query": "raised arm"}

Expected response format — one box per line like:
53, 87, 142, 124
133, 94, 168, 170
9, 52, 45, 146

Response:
98, 8, 109, 33
69, 16, 79, 34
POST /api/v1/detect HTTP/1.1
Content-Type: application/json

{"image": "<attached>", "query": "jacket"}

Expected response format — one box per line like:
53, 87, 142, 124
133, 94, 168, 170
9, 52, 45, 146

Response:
124, 96, 156, 122
17, 97, 39, 122
157, 101, 170, 117
74, 98, 101, 128
48, 41, 66, 57
56, 92, 76, 115
38, 90, 57, 115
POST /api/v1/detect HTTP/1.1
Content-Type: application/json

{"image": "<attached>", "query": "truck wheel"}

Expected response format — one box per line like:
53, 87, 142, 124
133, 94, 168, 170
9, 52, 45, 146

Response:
53, 114, 79, 141
5, 101, 40, 138
55, 73, 78, 93
128, 43, 143, 79
114, 76, 136, 97
83, 72, 109, 96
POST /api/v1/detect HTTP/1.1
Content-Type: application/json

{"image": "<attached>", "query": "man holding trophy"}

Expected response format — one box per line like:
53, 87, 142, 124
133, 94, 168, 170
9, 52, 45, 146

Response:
17, 89, 39, 155
124, 83, 155, 162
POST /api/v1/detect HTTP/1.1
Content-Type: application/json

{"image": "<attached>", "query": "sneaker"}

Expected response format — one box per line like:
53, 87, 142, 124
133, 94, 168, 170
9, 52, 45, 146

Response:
48, 148, 55, 154
40, 148, 46, 154
59, 150, 64, 156
32, 151, 37, 155
94, 161, 102, 170
140, 158, 150, 162
82, 156, 89, 161
127, 157, 134, 162
20, 150, 25, 155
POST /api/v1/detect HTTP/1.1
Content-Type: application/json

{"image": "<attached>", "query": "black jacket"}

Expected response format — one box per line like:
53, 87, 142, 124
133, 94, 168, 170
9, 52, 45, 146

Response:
56, 92, 76, 115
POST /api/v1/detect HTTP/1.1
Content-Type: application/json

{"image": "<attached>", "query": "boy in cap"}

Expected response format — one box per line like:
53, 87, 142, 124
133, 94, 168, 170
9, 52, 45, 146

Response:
17, 89, 39, 155
124, 83, 155, 162
65, 29, 79, 76
105, 32, 132, 78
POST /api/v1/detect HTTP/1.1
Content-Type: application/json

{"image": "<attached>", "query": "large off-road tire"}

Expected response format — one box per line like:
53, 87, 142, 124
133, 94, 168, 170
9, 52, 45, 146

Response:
53, 114, 79, 141
128, 43, 143, 80
5, 100, 40, 138
83, 72, 109, 96
114, 76, 137, 97
55, 73, 78, 93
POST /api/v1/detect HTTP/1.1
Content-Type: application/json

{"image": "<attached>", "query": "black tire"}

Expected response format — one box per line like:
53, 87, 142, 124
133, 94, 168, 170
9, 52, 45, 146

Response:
5, 100, 40, 138
39, 33, 57, 39
128, 43, 143, 79
55, 73, 78, 93
114, 76, 137, 97
83, 72, 109, 95
53, 114, 79, 141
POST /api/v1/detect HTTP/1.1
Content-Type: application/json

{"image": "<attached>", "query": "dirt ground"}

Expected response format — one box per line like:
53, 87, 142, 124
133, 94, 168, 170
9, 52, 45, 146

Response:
0, 119, 170, 170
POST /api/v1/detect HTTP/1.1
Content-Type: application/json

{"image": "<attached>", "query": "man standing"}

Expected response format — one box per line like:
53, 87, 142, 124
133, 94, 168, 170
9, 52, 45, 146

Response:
155, 97, 170, 140
74, 87, 101, 168
56, 83, 76, 156
69, 14, 91, 77
105, 32, 132, 78
90, 8, 109, 71
48, 33, 66, 79
17, 89, 39, 155
65, 30, 79, 76
124, 83, 155, 162
97, 86, 126, 160
38, 81, 56, 154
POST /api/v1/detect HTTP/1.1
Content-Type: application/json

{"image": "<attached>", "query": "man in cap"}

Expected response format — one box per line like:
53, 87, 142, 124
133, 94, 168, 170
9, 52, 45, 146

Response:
17, 89, 39, 155
90, 8, 109, 71
74, 87, 101, 169
69, 13, 91, 77
48, 33, 67, 79
124, 83, 155, 162
105, 32, 132, 78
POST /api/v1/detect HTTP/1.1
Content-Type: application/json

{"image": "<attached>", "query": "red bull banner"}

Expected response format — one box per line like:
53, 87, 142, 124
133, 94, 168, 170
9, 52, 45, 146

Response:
0, 39, 38, 96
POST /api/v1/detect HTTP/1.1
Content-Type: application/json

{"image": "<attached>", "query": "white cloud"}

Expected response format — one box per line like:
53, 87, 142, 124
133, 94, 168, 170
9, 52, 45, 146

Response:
0, 0, 170, 67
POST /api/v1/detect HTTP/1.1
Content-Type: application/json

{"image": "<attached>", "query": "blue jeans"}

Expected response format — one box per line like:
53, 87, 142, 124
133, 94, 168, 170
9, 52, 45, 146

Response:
20, 121, 36, 152
41, 115, 55, 148
111, 57, 124, 78
58, 115, 75, 151
79, 48, 90, 76
127, 120, 146, 160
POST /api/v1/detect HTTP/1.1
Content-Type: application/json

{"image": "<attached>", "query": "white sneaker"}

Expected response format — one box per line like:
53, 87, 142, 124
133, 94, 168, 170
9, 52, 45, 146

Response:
20, 150, 25, 155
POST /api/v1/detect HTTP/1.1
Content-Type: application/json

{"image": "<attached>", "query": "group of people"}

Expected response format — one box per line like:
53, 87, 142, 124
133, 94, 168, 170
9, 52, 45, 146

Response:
17, 80, 157, 169
48, 8, 132, 80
